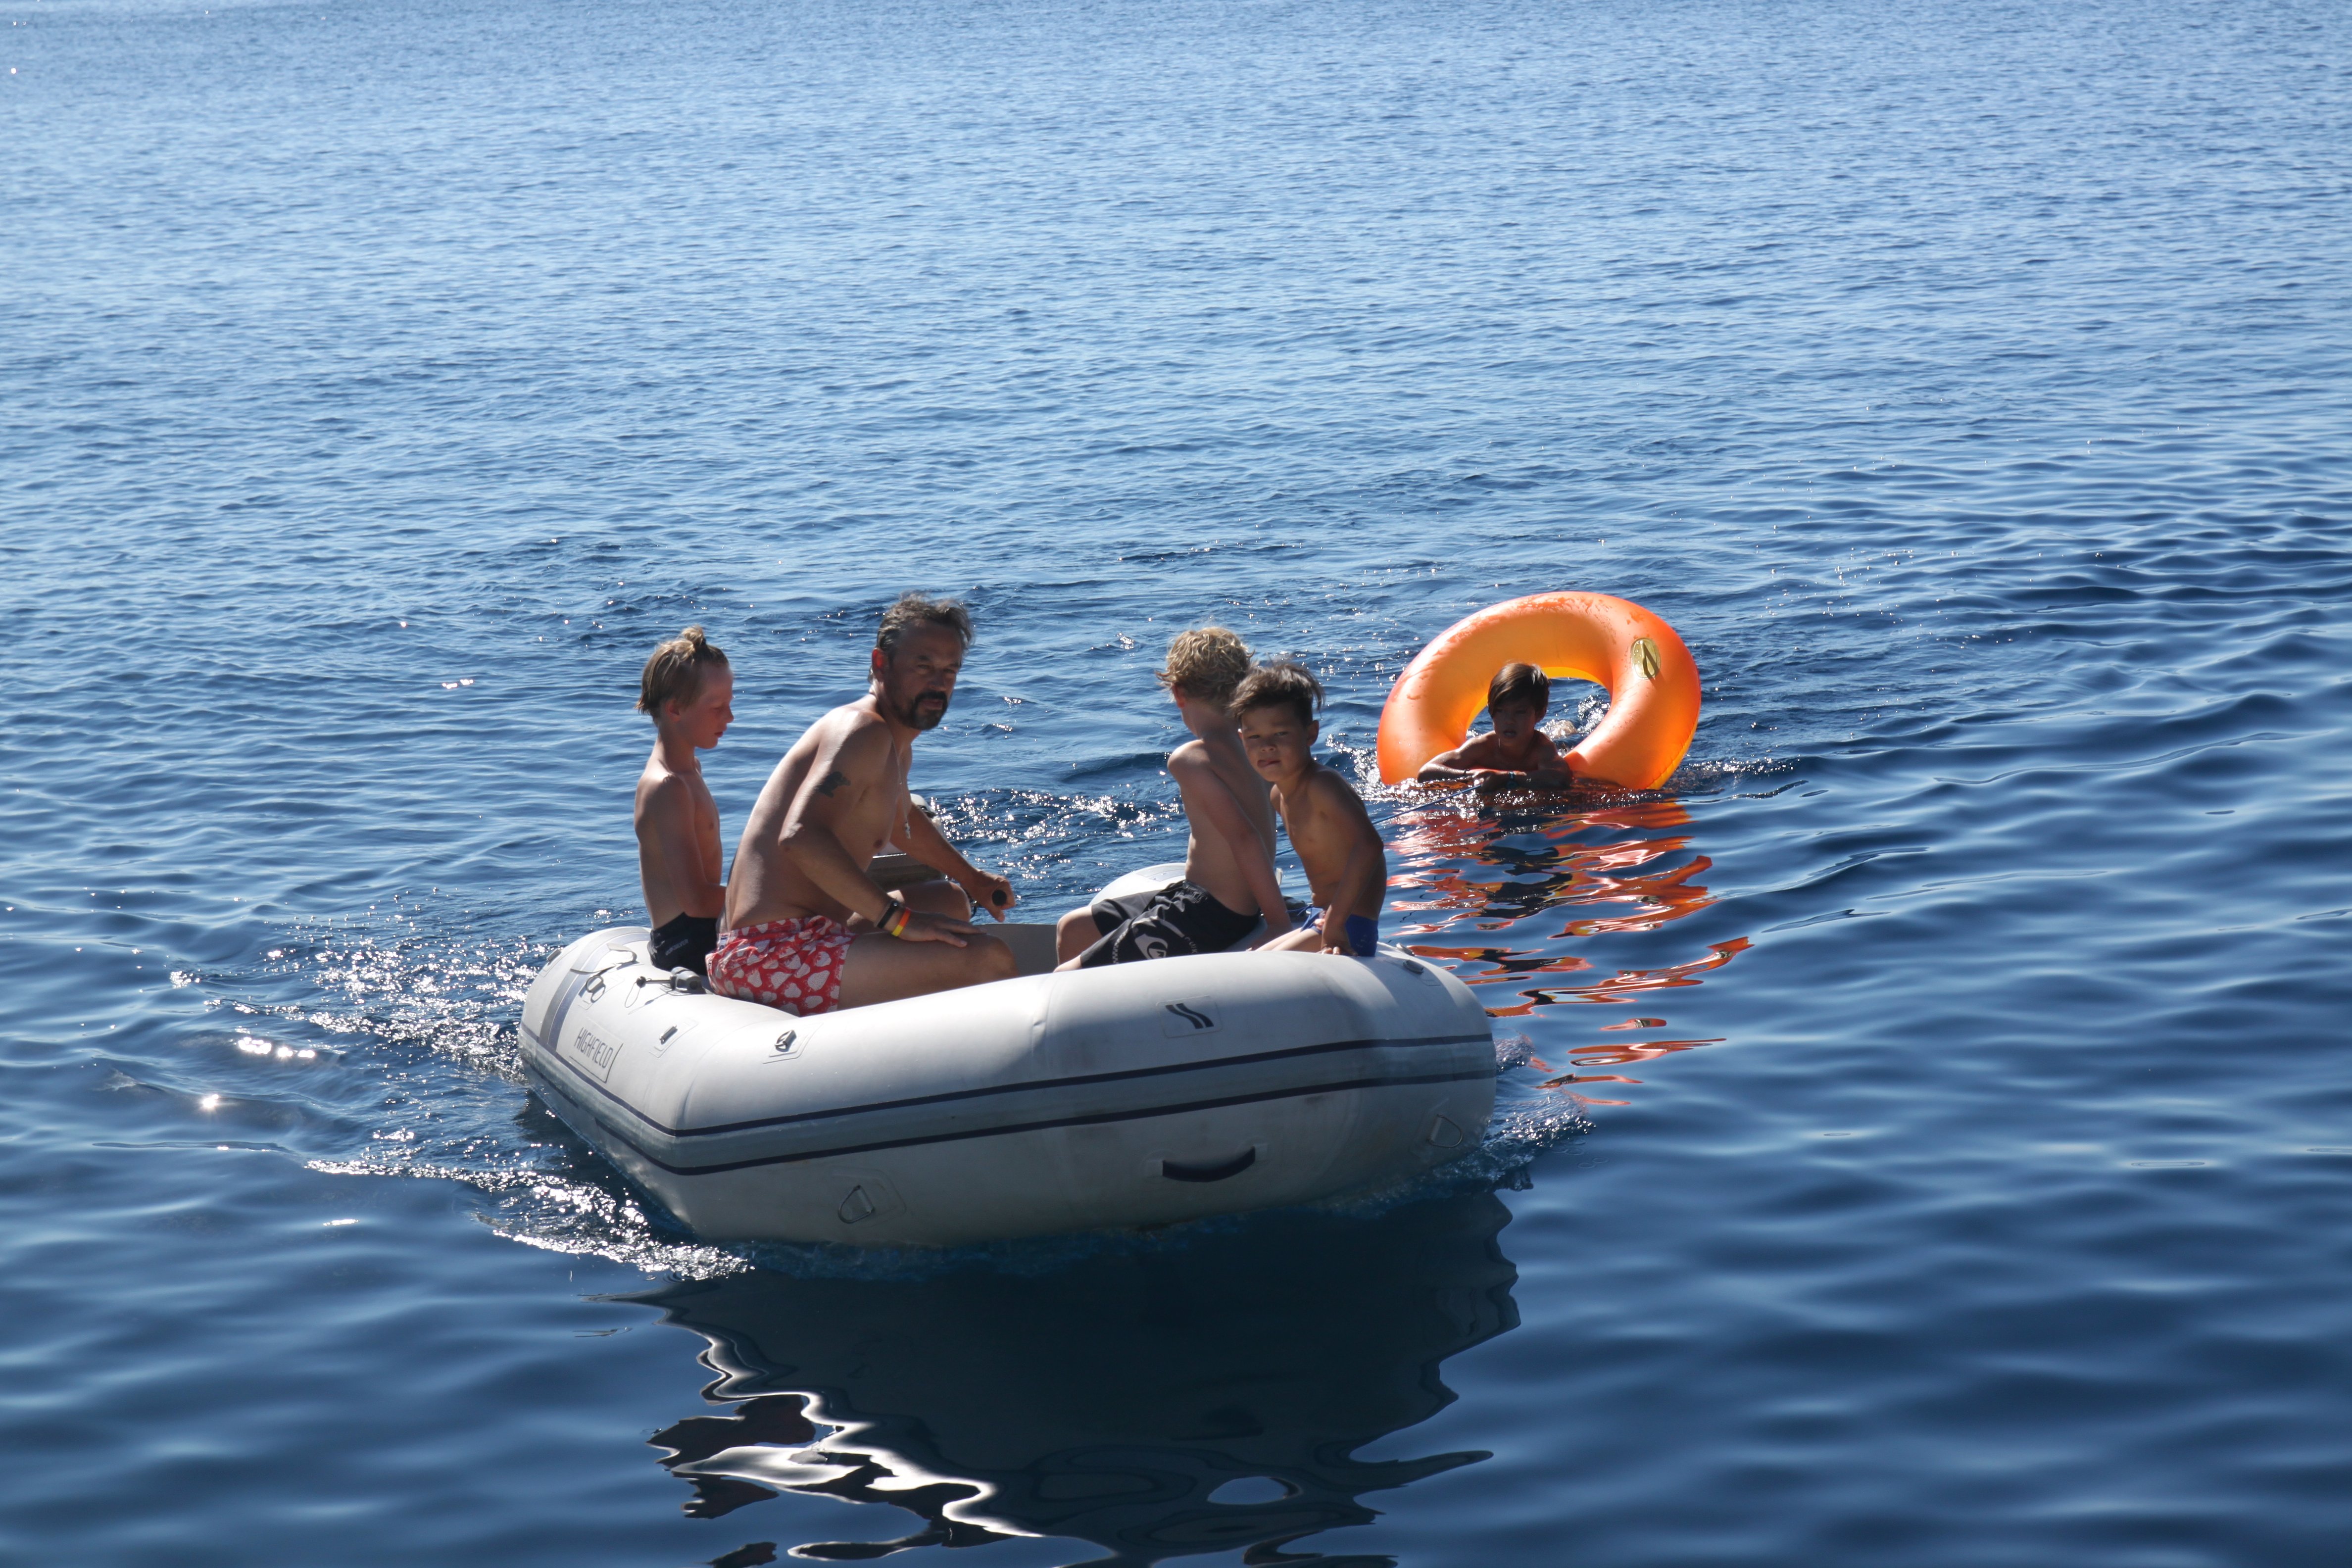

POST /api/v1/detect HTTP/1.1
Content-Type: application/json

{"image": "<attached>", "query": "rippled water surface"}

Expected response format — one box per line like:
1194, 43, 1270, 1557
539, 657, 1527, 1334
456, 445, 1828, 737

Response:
6, 0, 2351, 1562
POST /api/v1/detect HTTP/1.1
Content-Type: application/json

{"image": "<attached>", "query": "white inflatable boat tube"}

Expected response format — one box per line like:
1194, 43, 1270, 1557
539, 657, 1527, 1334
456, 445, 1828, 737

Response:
517, 867, 1497, 1247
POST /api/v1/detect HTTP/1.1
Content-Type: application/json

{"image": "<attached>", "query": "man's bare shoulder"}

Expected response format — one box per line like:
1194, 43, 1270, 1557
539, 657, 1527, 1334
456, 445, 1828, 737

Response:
804, 700, 893, 757
796, 700, 898, 795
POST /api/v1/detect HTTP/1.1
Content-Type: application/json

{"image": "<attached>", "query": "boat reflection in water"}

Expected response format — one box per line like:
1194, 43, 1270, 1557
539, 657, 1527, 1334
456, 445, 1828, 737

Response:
625, 1190, 1520, 1565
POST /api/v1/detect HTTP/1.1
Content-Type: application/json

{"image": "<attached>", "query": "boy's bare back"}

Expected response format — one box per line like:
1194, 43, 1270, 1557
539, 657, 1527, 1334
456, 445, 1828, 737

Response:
636, 758, 725, 929
1168, 725, 1282, 920
634, 628, 734, 938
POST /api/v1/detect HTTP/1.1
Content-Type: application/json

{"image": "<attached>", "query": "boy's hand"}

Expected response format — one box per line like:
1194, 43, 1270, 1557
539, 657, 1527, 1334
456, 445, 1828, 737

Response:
959, 869, 1017, 921
1472, 769, 1532, 791
1320, 907, 1355, 956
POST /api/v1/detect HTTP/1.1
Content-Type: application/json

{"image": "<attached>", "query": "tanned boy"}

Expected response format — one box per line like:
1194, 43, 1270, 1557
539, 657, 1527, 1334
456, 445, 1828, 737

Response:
1415, 662, 1573, 790
635, 626, 735, 975
1057, 628, 1292, 968
1235, 661, 1389, 958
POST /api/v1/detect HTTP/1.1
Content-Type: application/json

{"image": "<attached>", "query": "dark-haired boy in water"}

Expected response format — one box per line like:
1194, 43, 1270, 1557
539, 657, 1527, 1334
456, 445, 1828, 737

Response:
1057, 628, 1292, 968
1236, 662, 1389, 958
635, 626, 735, 975
1415, 662, 1573, 791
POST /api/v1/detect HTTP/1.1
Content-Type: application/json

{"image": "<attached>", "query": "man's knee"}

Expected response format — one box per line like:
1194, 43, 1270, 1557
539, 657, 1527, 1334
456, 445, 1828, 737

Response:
971, 933, 1019, 981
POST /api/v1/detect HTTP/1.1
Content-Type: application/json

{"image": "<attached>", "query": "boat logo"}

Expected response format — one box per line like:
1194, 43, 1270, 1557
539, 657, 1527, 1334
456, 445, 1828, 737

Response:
1161, 1000, 1219, 1036
568, 1026, 622, 1082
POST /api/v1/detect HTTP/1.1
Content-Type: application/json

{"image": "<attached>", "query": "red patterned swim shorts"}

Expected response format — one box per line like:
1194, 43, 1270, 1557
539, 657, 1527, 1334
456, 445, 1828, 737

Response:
707, 916, 855, 1015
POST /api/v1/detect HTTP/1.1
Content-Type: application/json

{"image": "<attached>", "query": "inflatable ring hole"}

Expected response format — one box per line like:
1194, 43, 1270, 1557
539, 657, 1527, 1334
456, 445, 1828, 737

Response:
1539, 679, 1610, 744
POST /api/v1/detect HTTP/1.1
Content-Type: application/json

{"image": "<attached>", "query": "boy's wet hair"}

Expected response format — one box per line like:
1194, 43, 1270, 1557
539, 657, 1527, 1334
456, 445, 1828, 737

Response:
1156, 627, 1252, 702
1230, 660, 1324, 729
639, 626, 728, 718
877, 592, 974, 655
1488, 662, 1550, 715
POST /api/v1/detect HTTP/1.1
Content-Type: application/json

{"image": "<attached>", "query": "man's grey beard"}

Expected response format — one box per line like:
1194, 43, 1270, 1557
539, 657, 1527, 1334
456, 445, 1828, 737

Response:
900, 693, 949, 731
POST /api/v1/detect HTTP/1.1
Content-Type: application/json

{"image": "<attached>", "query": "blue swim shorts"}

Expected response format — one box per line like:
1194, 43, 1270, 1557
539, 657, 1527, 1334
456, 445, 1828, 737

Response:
1303, 906, 1381, 957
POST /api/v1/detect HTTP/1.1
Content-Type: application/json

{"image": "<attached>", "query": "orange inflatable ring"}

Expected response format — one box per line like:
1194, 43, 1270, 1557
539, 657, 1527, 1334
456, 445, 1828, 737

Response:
1376, 592, 1701, 790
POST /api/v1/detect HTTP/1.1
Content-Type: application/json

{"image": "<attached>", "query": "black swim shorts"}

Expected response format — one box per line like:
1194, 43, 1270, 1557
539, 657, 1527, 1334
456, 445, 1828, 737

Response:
649, 912, 718, 976
1076, 879, 1259, 968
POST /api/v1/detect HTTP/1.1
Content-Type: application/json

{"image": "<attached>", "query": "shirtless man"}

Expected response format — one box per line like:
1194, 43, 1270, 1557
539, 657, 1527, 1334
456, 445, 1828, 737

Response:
711, 594, 1017, 1014
1056, 628, 1292, 967
634, 627, 734, 975
1414, 663, 1574, 790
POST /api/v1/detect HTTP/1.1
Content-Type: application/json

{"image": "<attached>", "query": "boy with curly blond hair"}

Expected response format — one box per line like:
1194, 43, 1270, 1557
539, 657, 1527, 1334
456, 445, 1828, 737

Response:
1057, 628, 1293, 967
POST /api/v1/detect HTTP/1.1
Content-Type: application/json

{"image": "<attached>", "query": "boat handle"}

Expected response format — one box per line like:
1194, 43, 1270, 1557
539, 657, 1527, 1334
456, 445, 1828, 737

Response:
1159, 1147, 1258, 1183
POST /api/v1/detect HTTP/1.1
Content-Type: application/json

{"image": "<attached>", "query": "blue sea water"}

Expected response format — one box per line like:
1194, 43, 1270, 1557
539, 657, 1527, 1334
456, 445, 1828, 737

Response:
5, 0, 2350, 1562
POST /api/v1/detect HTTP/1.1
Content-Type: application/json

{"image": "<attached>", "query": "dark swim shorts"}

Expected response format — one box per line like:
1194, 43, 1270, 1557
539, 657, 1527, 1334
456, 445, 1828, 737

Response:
1077, 879, 1260, 967
648, 912, 718, 976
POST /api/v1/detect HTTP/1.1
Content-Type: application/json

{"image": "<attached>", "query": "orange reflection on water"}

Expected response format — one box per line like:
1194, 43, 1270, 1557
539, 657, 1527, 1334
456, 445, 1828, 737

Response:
1385, 795, 1753, 1101
1477, 938, 1750, 1016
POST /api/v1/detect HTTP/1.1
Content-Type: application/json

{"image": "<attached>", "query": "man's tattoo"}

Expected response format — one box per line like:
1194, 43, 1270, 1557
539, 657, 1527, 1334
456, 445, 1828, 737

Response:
815, 769, 851, 798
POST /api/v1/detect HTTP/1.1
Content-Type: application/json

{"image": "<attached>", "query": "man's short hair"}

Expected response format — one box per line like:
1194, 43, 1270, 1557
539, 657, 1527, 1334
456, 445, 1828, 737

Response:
877, 592, 974, 655
1230, 660, 1324, 729
1157, 627, 1252, 702
637, 625, 728, 717
1488, 662, 1550, 715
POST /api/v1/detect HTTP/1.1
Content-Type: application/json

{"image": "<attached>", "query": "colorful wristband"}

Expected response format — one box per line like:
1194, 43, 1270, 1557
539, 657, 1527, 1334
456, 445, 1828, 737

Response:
880, 898, 911, 938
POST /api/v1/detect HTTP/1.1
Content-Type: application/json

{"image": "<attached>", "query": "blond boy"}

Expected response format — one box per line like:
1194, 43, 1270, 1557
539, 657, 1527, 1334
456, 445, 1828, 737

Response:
1057, 629, 1292, 967
635, 626, 735, 974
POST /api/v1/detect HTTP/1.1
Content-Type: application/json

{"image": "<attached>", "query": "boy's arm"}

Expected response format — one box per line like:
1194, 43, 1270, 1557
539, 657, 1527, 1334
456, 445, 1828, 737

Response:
1170, 749, 1291, 937
895, 802, 1017, 920
641, 776, 726, 918
1310, 775, 1388, 954
1523, 735, 1574, 789
1415, 742, 1480, 783
1418, 735, 1520, 784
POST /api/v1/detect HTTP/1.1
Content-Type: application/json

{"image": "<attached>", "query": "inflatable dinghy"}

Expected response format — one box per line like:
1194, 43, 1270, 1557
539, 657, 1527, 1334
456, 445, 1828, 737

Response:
518, 865, 1496, 1247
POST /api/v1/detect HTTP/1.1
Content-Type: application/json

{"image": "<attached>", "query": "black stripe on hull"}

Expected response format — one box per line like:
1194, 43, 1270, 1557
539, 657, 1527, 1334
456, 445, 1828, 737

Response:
534, 1026, 1492, 1141
528, 1061, 1498, 1177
